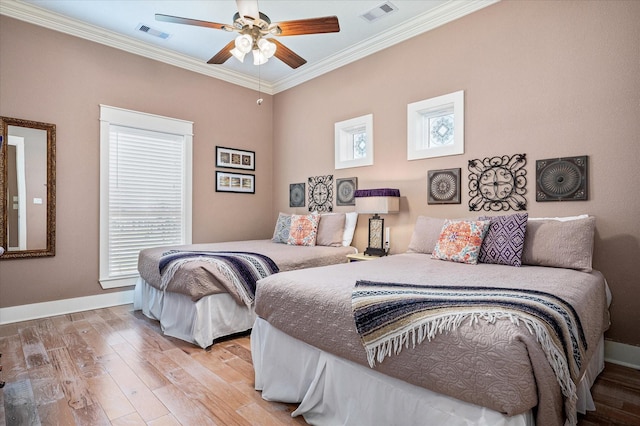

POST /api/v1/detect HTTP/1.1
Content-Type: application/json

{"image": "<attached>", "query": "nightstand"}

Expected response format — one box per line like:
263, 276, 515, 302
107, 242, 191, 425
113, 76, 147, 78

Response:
347, 253, 384, 262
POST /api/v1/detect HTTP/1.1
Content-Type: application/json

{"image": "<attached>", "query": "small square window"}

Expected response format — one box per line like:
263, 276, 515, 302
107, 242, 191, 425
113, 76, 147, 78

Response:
335, 114, 373, 169
408, 91, 464, 160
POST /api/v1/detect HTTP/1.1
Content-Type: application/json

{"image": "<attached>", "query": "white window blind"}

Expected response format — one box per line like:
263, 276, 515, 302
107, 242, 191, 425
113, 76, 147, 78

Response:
99, 105, 192, 289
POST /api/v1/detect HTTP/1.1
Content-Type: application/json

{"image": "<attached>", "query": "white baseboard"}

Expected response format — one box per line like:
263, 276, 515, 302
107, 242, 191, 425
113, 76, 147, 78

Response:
605, 339, 640, 370
0, 290, 134, 325
1, 293, 638, 371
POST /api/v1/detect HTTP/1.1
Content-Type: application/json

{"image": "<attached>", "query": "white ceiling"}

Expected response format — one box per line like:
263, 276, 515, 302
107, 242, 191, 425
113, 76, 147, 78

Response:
1, 0, 497, 94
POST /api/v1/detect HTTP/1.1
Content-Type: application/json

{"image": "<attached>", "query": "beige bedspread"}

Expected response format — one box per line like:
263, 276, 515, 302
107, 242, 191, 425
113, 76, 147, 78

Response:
138, 239, 356, 301
254, 253, 609, 426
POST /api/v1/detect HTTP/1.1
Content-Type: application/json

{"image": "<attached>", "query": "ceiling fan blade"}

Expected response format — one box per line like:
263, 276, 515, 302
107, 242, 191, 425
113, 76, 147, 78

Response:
155, 13, 227, 30
275, 16, 340, 36
207, 40, 236, 64
271, 39, 307, 69
236, 0, 260, 20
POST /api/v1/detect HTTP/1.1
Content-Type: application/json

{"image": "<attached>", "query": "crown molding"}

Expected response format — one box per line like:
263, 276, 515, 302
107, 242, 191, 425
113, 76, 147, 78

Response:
1, 0, 499, 95
0, 0, 273, 93
271, 0, 499, 93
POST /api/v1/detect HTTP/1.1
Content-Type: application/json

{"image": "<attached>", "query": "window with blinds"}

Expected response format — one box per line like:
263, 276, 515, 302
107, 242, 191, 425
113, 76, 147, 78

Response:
99, 106, 193, 289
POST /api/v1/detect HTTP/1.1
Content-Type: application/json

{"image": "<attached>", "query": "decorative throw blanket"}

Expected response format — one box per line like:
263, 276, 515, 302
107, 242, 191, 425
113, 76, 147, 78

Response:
352, 281, 587, 426
159, 250, 279, 306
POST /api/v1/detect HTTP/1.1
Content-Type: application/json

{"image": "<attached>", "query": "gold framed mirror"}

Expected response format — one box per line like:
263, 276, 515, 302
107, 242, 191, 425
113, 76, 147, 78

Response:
0, 116, 56, 258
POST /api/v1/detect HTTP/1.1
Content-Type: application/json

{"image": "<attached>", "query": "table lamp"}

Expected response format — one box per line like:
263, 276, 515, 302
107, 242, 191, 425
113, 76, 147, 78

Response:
354, 188, 400, 256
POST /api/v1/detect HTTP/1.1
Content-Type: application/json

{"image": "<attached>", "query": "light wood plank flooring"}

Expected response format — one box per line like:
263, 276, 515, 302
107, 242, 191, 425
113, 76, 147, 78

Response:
0, 305, 638, 425
0, 305, 305, 426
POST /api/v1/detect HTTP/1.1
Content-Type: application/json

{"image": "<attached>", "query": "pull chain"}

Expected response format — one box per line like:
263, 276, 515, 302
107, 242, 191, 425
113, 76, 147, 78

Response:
257, 63, 264, 106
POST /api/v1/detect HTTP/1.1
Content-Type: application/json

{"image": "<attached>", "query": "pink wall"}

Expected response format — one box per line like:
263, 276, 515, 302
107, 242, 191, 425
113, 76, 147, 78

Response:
0, 15, 274, 305
1, 1, 639, 347
272, 1, 640, 346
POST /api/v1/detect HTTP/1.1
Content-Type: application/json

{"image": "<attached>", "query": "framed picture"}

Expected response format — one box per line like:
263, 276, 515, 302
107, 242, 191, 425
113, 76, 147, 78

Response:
216, 146, 255, 171
427, 168, 461, 204
336, 177, 358, 206
216, 171, 255, 194
536, 156, 588, 201
308, 175, 333, 212
289, 183, 305, 207
407, 90, 464, 160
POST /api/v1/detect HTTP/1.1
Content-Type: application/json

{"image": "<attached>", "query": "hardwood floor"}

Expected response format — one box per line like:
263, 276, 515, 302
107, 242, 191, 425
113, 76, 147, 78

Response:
0, 305, 305, 426
0, 305, 638, 425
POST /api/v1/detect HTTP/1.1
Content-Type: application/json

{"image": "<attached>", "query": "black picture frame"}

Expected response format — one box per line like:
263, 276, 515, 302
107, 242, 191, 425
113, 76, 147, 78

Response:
536, 156, 588, 201
336, 177, 358, 206
427, 168, 461, 204
216, 171, 255, 194
289, 183, 305, 207
216, 146, 255, 171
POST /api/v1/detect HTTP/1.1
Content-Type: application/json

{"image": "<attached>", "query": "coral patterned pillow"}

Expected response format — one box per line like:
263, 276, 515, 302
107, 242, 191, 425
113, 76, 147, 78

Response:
432, 219, 491, 264
287, 214, 320, 246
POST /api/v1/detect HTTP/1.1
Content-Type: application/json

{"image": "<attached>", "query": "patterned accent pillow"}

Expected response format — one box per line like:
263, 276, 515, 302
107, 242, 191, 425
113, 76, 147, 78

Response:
287, 214, 320, 246
272, 213, 292, 243
432, 219, 491, 264
478, 213, 529, 266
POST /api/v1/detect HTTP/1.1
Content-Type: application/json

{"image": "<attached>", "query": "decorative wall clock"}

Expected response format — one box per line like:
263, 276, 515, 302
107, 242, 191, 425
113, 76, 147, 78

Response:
336, 177, 358, 206
427, 168, 461, 204
289, 183, 305, 207
536, 156, 588, 201
308, 175, 334, 212
468, 153, 527, 211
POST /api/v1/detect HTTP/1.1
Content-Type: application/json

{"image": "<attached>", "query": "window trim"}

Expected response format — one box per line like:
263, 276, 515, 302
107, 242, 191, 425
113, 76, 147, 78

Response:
334, 113, 374, 170
99, 105, 193, 289
407, 90, 464, 160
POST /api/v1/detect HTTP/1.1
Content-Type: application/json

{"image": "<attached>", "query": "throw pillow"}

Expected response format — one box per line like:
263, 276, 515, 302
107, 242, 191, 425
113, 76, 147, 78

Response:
342, 212, 358, 246
407, 216, 447, 254
287, 214, 320, 246
272, 213, 292, 243
316, 213, 347, 247
521, 216, 595, 272
432, 219, 491, 264
478, 213, 528, 266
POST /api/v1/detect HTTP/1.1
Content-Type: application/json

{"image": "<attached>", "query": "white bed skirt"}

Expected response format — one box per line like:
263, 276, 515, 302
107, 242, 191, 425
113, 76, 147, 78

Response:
251, 317, 604, 426
134, 278, 255, 348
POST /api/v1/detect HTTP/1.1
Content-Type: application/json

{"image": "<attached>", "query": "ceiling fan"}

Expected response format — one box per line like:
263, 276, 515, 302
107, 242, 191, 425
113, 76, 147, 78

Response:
156, 0, 340, 69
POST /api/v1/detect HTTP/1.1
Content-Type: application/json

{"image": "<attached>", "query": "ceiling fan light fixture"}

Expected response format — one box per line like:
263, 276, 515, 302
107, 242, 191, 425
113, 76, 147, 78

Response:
252, 49, 268, 65
235, 34, 253, 53
257, 38, 277, 59
230, 47, 247, 62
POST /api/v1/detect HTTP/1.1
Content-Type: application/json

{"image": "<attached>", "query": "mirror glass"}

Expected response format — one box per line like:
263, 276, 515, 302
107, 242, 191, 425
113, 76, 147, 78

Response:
1, 116, 56, 258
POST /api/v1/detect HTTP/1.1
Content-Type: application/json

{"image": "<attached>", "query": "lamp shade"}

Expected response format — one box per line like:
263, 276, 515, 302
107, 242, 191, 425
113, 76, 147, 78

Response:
354, 188, 400, 214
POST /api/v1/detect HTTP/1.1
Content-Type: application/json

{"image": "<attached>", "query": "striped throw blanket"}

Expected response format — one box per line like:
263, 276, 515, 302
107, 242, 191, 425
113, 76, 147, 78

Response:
352, 281, 587, 426
159, 250, 279, 306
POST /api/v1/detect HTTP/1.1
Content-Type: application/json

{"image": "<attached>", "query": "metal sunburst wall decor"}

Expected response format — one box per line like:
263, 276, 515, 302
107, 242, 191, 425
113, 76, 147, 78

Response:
536, 156, 588, 201
468, 153, 527, 212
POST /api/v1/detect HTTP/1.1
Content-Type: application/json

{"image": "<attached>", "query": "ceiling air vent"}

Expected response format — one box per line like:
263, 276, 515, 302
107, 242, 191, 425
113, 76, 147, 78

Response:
360, 1, 399, 23
136, 23, 170, 39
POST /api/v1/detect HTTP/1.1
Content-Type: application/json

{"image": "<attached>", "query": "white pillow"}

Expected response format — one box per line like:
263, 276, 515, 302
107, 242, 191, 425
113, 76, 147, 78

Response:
528, 214, 588, 222
342, 212, 358, 246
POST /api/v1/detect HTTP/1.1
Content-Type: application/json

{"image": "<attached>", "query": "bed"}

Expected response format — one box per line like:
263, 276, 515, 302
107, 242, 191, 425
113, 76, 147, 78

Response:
251, 214, 610, 426
134, 212, 358, 348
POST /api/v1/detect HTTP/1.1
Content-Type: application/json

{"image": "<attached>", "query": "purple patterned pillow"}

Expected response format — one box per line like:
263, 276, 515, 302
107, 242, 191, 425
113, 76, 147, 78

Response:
478, 213, 528, 266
